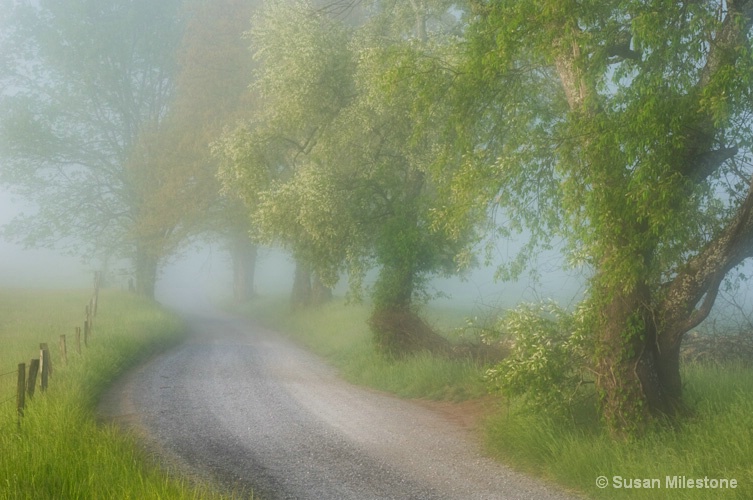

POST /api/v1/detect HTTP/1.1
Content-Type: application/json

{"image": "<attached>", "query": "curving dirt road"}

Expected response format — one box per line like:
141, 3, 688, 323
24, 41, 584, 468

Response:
98, 288, 577, 499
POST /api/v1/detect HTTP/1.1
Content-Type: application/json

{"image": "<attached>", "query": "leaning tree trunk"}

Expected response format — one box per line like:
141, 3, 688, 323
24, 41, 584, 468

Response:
655, 183, 753, 404
596, 181, 753, 436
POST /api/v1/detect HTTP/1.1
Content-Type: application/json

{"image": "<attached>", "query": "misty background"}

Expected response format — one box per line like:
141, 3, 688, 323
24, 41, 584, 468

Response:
4, 180, 751, 332
2, 179, 586, 310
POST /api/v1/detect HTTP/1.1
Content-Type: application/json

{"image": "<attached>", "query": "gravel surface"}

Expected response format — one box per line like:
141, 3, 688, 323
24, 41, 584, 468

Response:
98, 290, 578, 500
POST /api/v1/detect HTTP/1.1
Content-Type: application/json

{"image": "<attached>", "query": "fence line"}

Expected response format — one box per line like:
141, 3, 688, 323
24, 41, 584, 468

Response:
1, 271, 101, 428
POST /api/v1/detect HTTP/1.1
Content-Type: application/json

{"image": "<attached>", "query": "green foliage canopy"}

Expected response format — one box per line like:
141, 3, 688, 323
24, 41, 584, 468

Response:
218, 0, 480, 311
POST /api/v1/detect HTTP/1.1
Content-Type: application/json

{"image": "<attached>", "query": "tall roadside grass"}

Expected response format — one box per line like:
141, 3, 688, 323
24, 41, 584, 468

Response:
484, 362, 753, 499
232, 296, 488, 401
0, 289, 238, 499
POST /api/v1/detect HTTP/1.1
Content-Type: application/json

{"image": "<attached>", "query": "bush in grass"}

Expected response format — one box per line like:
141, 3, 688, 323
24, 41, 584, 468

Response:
484, 301, 592, 417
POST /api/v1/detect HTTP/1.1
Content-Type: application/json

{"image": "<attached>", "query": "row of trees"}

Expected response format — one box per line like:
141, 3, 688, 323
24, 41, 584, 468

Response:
0, 0, 258, 299
216, 0, 753, 436
2, 0, 753, 436
216, 1, 476, 356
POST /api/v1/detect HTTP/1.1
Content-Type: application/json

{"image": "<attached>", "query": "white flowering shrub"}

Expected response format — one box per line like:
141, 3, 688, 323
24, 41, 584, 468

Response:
484, 301, 592, 416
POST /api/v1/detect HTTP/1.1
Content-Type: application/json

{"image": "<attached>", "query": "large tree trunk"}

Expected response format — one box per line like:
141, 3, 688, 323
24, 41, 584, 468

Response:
595, 181, 753, 436
231, 235, 257, 303
591, 273, 654, 435
290, 260, 312, 309
594, 281, 697, 437
522, 0, 753, 437
368, 259, 449, 357
134, 245, 159, 299
549, 12, 753, 435
311, 274, 332, 306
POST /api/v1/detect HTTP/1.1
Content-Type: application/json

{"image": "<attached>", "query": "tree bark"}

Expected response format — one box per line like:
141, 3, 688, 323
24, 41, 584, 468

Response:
594, 285, 656, 435
654, 179, 753, 402
134, 245, 159, 299
290, 259, 312, 309
311, 274, 332, 306
232, 234, 257, 303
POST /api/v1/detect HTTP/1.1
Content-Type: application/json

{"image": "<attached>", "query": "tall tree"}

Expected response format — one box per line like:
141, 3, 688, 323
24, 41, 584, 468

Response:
169, 0, 261, 302
219, 0, 477, 351
456, 0, 753, 435
322, 0, 475, 353
217, 0, 357, 308
0, 0, 184, 297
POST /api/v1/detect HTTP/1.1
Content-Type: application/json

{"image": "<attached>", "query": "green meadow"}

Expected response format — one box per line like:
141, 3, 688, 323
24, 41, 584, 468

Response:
0, 289, 241, 500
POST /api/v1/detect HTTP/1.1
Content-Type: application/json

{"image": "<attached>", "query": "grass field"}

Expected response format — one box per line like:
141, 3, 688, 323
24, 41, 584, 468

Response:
0, 288, 243, 499
235, 294, 753, 499
485, 362, 753, 499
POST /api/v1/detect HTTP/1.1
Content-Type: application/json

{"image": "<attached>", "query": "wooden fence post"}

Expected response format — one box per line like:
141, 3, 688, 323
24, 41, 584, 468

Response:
93, 270, 100, 317
40, 343, 51, 391
17, 363, 26, 425
75, 326, 82, 354
84, 320, 89, 347
85, 305, 92, 338
59, 334, 67, 365
27, 359, 39, 398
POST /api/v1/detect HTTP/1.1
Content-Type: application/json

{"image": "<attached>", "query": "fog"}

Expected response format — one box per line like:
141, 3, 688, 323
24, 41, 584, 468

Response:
4, 183, 582, 307
152, 235, 587, 315
4, 179, 752, 337
0, 189, 91, 288
155, 244, 295, 308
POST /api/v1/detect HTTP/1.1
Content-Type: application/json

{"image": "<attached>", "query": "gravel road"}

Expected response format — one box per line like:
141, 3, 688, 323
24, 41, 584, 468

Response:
98, 289, 577, 500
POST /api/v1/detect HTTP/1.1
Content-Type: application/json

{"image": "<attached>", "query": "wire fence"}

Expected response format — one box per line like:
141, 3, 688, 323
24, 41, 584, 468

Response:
0, 272, 101, 429
0, 370, 17, 412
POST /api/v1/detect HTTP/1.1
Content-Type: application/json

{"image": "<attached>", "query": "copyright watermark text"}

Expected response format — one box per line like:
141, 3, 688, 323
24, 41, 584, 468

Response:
596, 475, 738, 490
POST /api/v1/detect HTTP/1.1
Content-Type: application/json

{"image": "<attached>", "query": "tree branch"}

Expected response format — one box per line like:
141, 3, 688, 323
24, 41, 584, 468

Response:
679, 1, 753, 181
688, 146, 740, 182
659, 175, 753, 344
606, 42, 641, 62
